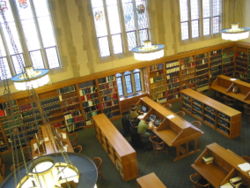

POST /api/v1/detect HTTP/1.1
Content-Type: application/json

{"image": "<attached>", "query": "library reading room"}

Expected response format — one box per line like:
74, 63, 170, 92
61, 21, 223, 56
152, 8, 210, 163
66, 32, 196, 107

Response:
1, 0, 250, 188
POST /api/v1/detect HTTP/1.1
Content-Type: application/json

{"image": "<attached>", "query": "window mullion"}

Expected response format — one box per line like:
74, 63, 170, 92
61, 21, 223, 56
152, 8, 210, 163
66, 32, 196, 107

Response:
187, 0, 192, 40
122, 74, 127, 96
0, 23, 16, 76
103, 0, 114, 56
131, 72, 136, 95
117, 0, 127, 53
210, 0, 213, 35
132, 0, 140, 46
29, 0, 49, 68
9, 0, 32, 67
200, 0, 203, 37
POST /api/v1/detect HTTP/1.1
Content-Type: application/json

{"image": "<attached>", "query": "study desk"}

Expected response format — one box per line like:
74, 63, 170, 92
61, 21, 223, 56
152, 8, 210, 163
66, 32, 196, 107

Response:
138, 97, 203, 161
136, 172, 167, 188
191, 143, 250, 188
31, 124, 74, 158
211, 75, 250, 104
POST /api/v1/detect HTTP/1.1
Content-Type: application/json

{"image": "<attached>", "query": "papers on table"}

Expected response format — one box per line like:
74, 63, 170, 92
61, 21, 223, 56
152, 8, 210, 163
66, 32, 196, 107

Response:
137, 113, 147, 120
238, 162, 250, 172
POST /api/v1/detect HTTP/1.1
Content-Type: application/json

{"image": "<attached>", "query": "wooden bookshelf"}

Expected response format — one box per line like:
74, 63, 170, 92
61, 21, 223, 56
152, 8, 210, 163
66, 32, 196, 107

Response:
191, 143, 250, 188
137, 96, 203, 161
1, 42, 250, 153
180, 88, 241, 138
30, 124, 73, 159
93, 113, 138, 181
211, 75, 250, 104
136, 172, 167, 188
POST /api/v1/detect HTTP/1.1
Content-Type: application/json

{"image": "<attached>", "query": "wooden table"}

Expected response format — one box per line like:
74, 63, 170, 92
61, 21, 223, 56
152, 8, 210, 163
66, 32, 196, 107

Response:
211, 74, 250, 104
31, 124, 74, 158
136, 172, 167, 188
191, 143, 250, 188
138, 97, 203, 161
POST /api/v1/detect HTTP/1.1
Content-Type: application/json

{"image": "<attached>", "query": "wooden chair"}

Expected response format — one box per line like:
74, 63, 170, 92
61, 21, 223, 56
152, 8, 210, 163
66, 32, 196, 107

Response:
189, 173, 211, 188
69, 132, 79, 147
177, 111, 186, 118
165, 103, 172, 109
73, 145, 83, 153
93, 157, 103, 177
192, 121, 202, 129
149, 135, 165, 151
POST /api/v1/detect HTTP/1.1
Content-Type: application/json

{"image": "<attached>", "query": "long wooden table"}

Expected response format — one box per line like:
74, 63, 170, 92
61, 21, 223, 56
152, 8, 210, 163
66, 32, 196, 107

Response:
31, 124, 73, 158
211, 74, 250, 104
136, 172, 167, 188
192, 143, 250, 188
138, 97, 203, 161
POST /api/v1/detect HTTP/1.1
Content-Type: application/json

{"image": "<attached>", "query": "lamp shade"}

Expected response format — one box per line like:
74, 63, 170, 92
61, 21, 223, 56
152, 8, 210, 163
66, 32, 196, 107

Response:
11, 67, 50, 90
221, 24, 250, 41
132, 41, 165, 61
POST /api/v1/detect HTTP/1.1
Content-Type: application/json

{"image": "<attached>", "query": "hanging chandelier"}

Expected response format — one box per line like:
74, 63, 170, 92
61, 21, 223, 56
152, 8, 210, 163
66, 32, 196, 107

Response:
132, 40, 165, 61
11, 66, 50, 91
221, 24, 250, 41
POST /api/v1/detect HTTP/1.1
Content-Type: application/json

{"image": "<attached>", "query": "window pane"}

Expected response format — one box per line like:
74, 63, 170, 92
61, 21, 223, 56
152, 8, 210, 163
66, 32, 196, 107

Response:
212, 16, 220, 34
91, 0, 104, 7
30, 50, 44, 69
203, 0, 210, 17
33, 0, 50, 17
112, 34, 123, 54
46, 47, 60, 69
181, 22, 189, 40
106, 0, 121, 34
135, 0, 149, 29
122, 1, 135, 31
203, 18, 210, 36
190, 0, 199, 20
139, 29, 149, 45
0, 58, 11, 80
134, 72, 142, 91
125, 74, 133, 94
38, 17, 56, 47
212, 0, 220, 16
179, 0, 188, 22
2, 23, 23, 55
92, 7, 108, 37
21, 20, 40, 50
191, 20, 199, 38
98, 37, 110, 57
116, 76, 123, 96
127, 31, 136, 51
12, 54, 25, 74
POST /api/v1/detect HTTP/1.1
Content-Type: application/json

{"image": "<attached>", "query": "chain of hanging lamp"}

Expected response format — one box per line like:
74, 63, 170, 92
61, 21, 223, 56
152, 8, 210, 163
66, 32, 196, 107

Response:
0, 1, 74, 186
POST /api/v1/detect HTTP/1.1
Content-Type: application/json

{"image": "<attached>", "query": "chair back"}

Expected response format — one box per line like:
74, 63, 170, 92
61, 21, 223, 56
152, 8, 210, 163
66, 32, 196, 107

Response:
149, 135, 165, 151
93, 157, 103, 176
189, 173, 210, 188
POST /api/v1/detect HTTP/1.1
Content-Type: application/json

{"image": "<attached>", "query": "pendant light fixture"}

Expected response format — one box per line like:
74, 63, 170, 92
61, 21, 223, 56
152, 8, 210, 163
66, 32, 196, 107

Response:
221, 24, 250, 41
132, 40, 165, 61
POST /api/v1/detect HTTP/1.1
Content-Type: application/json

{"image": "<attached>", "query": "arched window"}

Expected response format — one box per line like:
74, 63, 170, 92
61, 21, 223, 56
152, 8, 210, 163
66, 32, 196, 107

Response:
116, 69, 143, 98
179, 0, 222, 41
90, 0, 150, 58
0, 0, 60, 80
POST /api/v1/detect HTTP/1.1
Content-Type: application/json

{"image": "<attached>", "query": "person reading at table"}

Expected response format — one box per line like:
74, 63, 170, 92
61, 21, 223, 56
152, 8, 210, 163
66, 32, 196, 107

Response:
129, 105, 139, 120
137, 118, 151, 138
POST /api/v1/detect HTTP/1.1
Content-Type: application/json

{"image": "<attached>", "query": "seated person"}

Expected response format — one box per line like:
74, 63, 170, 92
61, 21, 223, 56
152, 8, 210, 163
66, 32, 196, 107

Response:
137, 118, 151, 138
129, 105, 139, 119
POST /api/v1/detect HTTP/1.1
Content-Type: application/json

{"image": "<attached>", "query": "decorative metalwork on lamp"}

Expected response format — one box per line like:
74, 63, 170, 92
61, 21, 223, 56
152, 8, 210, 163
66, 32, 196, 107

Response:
221, 24, 250, 41
11, 66, 50, 91
17, 156, 80, 188
132, 40, 165, 61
